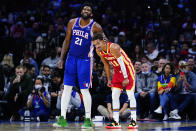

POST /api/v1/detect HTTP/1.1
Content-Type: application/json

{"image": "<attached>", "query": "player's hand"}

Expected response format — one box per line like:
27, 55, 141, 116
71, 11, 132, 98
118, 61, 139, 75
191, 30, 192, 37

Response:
122, 78, 129, 87
57, 59, 63, 69
107, 80, 112, 87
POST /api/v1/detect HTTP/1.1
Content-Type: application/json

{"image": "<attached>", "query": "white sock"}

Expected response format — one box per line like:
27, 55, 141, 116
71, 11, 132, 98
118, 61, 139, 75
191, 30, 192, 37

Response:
113, 111, 119, 122
112, 88, 121, 122
81, 89, 92, 119
126, 90, 137, 121
61, 85, 73, 119
130, 109, 137, 121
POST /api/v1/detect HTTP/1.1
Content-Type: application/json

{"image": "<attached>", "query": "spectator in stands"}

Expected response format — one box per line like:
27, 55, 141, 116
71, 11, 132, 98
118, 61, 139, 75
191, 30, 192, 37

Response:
180, 42, 189, 59
135, 62, 158, 119
131, 45, 144, 62
188, 38, 196, 59
10, 21, 25, 38
50, 71, 62, 117
156, 58, 167, 76
25, 77, 50, 121
154, 63, 176, 120
20, 51, 39, 76
169, 60, 195, 120
39, 65, 52, 92
151, 58, 159, 73
118, 31, 131, 56
97, 91, 130, 121
41, 49, 60, 69
187, 57, 196, 74
134, 60, 142, 75
5, 65, 33, 121
146, 42, 159, 62
25, 22, 40, 43
1, 53, 14, 68
27, 64, 36, 81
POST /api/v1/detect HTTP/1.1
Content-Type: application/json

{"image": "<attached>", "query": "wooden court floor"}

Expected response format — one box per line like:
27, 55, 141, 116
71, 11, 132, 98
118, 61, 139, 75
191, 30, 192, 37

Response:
0, 121, 196, 131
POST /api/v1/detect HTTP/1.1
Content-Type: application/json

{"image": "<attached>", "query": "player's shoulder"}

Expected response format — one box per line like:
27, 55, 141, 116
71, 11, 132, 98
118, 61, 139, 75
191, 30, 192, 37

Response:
92, 21, 102, 32
69, 18, 77, 24
111, 43, 121, 51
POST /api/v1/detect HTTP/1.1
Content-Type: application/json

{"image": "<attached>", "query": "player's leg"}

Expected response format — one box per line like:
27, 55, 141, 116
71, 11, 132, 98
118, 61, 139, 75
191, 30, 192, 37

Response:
77, 57, 94, 128
126, 86, 138, 129
53, 55, 76, 127
105, 87, 122, 129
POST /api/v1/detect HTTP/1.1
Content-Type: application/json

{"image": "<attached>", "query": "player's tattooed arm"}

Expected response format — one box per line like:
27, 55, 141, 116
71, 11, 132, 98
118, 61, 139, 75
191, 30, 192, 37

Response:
60, 18, 76, 61
92, 22, 107, 40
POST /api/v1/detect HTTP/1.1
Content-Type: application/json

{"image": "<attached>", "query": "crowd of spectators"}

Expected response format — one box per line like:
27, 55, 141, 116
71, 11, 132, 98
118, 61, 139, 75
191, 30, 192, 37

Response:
0, 0, 196, 122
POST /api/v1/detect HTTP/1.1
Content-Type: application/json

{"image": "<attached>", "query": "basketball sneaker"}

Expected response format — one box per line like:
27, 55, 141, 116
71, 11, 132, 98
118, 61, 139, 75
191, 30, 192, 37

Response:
53, 116, 68, 127
105, 120, 121, 129
81, 118, 94, 129
127, 119, 138, 129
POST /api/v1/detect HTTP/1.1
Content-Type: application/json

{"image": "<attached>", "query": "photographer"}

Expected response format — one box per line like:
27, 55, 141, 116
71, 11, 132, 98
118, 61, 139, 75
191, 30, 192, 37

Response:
26, 78, 50, 121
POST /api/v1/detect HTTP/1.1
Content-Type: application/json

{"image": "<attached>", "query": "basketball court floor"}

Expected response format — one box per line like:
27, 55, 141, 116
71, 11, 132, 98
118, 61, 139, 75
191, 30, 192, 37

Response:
0, 121, 196, 131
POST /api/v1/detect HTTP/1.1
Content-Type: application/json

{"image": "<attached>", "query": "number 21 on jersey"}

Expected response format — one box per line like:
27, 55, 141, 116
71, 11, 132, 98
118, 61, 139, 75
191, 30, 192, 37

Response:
75, 37, 82, 46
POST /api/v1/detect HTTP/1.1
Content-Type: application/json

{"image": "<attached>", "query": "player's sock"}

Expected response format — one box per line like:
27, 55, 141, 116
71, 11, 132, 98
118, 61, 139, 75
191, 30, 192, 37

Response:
81, 89, 92, 118
112, 88, 121, 122
113, 111, 120, 122
61, 85, 73, 119
130, 108, 137, 121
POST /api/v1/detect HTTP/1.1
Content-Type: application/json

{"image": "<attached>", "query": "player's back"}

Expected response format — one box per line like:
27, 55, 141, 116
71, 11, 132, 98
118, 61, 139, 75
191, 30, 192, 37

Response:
69, 17, 95, 59
100, 42, 135, 72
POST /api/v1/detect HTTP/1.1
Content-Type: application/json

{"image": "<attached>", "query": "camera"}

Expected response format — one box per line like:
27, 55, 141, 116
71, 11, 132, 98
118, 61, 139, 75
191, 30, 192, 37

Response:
35, 87, 45, 95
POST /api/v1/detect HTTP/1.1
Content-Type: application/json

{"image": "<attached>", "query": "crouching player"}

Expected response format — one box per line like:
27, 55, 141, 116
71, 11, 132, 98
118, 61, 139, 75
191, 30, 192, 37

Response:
92, 32, 138, 129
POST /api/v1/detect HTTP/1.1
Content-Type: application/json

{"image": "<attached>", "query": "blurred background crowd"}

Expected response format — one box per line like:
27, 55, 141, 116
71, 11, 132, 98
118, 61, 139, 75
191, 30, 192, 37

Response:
0, 0, 196, 122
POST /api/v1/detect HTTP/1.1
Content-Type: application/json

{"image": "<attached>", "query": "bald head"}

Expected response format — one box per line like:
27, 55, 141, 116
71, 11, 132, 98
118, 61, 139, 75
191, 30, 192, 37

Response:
158, 59, 167, 68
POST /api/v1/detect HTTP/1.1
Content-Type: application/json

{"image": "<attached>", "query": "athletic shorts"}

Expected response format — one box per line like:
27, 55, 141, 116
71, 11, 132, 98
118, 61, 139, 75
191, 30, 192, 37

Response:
111, 67, 135, 91
64, 55, 93, 89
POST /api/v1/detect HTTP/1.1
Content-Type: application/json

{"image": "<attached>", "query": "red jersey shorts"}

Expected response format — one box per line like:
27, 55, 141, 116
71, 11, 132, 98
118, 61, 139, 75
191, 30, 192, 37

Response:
111, 67, 135, 91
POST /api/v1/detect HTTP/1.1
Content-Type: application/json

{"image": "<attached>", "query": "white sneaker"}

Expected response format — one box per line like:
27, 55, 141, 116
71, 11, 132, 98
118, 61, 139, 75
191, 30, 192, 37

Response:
169, 110, 181, 120
169, 113, 181, 120
154, 106, 162, 114
163, 114, 168, 121
169, 109, 178, 116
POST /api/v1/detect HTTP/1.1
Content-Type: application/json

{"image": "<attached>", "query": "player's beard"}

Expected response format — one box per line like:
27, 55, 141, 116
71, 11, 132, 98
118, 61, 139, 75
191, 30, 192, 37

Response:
81, 13, 91, 20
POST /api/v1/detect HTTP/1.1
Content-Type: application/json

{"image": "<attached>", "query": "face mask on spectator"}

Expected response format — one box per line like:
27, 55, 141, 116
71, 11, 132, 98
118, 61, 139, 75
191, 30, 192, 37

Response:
183, 69, 188, 73
171, 49, 175, 54
142, 71, 149, 75
35, 84, 42, 90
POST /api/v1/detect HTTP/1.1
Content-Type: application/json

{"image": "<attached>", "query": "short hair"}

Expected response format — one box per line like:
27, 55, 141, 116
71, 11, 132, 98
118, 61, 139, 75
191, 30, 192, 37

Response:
43, 65, 50, 70
51, 71, 61, 78
81, 2, 93, 13
15, 65, 24, 70
35, 77, 44, 85
134, 60, 142, 64
92, 32, 104, 41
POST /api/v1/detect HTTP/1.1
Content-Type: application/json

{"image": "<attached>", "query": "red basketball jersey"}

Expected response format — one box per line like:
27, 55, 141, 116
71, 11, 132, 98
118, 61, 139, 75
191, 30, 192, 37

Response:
99, 42, 135, 90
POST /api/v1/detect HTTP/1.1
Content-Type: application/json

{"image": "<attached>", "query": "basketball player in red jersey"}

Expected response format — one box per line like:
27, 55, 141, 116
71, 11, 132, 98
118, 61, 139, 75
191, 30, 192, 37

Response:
92, 32, 138, 129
